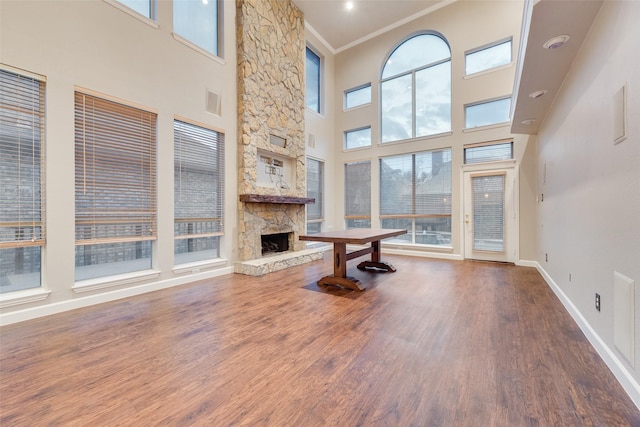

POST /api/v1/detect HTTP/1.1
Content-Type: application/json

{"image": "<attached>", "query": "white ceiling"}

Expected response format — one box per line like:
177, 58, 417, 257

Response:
292, 0, 450, 52
511, 0, 603, 134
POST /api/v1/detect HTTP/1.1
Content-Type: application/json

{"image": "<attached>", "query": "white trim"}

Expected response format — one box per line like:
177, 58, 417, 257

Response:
103, 0, 158, 28
535, 262, 640, 410
1, 267, 234, 326
172, 33, 225, 66
334, 0, 458, 53
381, 243, 461, 261
172, 258, 228, 275
73, 269, 161, 293
0, 288, 51, 309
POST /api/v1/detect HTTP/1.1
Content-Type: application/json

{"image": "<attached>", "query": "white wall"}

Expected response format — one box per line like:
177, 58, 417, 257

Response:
536, 0, 640, 399
0, 0, 238, 322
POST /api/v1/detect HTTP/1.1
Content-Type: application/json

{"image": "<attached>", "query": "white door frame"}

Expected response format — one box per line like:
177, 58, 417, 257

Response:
462, 161, 518, 263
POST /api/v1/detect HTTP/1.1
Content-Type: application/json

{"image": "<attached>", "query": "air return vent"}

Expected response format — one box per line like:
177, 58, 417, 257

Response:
206, 89, 221, 115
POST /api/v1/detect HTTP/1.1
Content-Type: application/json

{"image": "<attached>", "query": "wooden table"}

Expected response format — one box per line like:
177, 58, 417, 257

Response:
299, 228, 407, 291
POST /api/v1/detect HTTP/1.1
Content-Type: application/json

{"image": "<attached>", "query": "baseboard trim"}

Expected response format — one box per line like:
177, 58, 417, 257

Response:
535, 262, 640, 409
0, 266, 234, 327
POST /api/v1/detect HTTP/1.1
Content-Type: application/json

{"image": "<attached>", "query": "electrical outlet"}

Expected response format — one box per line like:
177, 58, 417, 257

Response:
545, 253, 548, 262
595, 293, 601, 311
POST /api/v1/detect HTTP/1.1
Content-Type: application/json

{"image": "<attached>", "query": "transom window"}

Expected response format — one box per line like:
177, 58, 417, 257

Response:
344, 126, 371, 150
344, 84, 371, 110
466, 38, 512, 75
174, 0, 221, 57
381, 33, 451, 143
464, 141, 513, 164
465, 97, 511, 129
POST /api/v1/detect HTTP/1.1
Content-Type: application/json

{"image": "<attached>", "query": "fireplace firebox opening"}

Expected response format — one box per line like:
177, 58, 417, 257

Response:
261, 232, 290, 256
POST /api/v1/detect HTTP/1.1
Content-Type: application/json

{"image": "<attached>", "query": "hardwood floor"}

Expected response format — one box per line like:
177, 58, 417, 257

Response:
1, 255, 639, 426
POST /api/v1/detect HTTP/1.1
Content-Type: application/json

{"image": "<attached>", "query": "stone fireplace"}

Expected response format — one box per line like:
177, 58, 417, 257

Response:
235, 0, 323, 276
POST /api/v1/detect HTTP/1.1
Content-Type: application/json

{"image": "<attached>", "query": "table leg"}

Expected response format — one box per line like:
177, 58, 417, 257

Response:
317, 242, 365, 291
357, 240, 397, 272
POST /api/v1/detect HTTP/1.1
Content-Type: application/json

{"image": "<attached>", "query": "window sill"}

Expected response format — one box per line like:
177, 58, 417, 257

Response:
464, 62, 514, 79
382, 242, 454, 253
172, 33, 225, 65
306, 108, 325, 120
173, 258, 228, 275
0, 287, 51, 309
343, 102, 372, 112
378, 131, 453, 146
73, 269, 161, 293
103, 0, 158, 28
462, 122, 510, 133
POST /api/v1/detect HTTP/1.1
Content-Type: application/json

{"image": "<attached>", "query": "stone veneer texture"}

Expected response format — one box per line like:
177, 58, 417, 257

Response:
236, 0, 308, 262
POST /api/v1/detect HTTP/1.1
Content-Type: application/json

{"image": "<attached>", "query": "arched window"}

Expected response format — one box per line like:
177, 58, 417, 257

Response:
380, 33, 451, 143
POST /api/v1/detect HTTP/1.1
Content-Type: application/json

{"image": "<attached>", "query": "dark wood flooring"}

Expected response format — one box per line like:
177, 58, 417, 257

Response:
1, 255, 639, 426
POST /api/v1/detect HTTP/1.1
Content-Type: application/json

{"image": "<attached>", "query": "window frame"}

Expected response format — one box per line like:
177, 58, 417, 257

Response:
173, 117, 225, 266
379, 148, 452, 247
306, 157, 324, 234
464, 96, 512, 129
344, 161, 372, 229
73, 89, 158, 284
173, 0, 223, 59
465, 38, 512, 76
464, 140, 514, 165
344, 83, 371, 110
0, 66, 46, 294
305, 45, 323, 115
104, 0, 158, 27
344, 126, 372, 150
380, 32, 452, 144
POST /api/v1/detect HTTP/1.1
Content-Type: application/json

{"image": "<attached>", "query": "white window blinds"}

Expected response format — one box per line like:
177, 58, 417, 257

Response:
0, 69, 45, 249
472, 174, 505, 252
344, 161, 371, 228
174, 119, 224, 240
74, 91, 157, 245
380, 149, 452, 219
306, 158, 323, 221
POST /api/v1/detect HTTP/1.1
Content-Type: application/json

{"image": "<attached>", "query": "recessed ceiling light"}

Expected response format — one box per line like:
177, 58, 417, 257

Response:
521, 118, 536, 125
543, 35, 570, 49
529, 89, 548, 99
345, 1, 354, 11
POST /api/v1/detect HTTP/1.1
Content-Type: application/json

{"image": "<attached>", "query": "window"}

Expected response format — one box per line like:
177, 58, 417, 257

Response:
174, 0, 220, 57
380, 149, 452, 246
465, 97, 511, 128
345, 126, 371, 150
466, 39, 512, 75
306, 46, 321, 113
381, 33, 451, 143
112, 0, 155, 20
464, 142, 513, 164
306, 158, 324, 234
345, 161, 371, 229
0, 68, 45, 293
174, 119, 225, 265
345, 84, 371, 109
74, 92, 157, 281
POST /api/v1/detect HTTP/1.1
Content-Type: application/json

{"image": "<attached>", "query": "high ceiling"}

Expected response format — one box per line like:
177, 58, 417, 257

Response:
292, 0, 450, 52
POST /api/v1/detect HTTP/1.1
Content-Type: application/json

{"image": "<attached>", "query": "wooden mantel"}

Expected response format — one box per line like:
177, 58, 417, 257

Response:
239, 194, 315, 205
